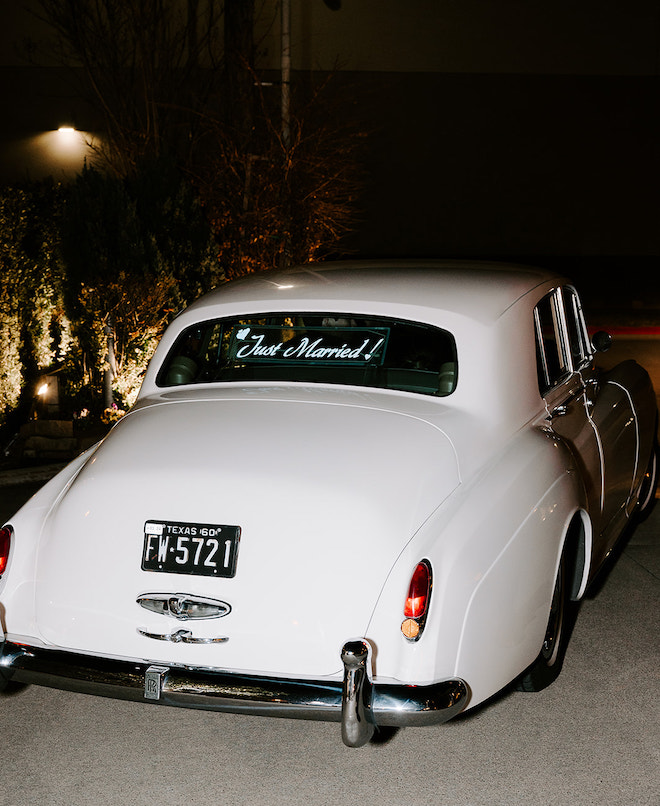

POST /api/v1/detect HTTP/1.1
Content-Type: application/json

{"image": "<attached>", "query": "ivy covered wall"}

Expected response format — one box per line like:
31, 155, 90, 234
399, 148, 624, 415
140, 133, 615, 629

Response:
0, 181, 69, 425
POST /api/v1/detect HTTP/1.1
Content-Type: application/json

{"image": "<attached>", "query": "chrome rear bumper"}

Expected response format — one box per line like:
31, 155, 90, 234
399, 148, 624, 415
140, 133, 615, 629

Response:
0, 639, 468, 747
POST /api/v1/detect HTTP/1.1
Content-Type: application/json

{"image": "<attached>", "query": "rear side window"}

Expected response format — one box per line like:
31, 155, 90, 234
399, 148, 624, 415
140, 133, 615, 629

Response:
534, 293, 570, 395
157, 313, 458, 397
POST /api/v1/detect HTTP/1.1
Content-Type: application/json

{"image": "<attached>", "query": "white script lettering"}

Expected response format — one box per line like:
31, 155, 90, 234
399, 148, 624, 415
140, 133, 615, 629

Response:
235, 333, 284, 359
282, 337, 372, 360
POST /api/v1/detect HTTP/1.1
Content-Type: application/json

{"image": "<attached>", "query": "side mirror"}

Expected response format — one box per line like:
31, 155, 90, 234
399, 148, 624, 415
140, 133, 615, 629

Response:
591, 330, 613, 353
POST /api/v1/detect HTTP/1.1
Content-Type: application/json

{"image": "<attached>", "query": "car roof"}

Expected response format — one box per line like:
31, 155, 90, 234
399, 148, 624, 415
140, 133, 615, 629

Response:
186, 260, 565, 325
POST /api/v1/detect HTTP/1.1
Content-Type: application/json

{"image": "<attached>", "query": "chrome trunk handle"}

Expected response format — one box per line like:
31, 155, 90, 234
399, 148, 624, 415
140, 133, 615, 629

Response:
137, 628, 228, 644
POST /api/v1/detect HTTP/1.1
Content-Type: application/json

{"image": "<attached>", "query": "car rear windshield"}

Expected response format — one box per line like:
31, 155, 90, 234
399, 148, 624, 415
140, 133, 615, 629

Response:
157, 313, 458, 397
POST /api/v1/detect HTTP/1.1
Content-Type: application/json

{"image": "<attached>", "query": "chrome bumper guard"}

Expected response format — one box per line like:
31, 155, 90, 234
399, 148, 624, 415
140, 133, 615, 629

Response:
0, 639, 468, 747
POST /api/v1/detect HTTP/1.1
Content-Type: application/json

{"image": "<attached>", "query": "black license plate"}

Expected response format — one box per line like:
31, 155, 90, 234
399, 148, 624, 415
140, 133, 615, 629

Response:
142, 520, 241, 578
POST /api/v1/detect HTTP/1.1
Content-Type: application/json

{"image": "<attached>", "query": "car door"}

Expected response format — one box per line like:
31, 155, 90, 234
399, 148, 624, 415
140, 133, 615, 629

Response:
534, 289, 604, 530
562, 286, 638, 551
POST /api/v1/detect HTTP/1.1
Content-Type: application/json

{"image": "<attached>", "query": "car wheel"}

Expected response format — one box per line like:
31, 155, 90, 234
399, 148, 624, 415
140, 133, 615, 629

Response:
636, 442, 658, 518
516, 551, 573, 693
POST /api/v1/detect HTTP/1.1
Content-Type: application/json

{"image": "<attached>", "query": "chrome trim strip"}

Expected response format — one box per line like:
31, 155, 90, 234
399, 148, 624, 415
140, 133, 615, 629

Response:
137, 628, 229, 644
0, 640, 468, 744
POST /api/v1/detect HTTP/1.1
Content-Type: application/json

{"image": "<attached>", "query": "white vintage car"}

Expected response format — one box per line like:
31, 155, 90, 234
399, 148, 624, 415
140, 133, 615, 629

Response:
1, 261, 657, 747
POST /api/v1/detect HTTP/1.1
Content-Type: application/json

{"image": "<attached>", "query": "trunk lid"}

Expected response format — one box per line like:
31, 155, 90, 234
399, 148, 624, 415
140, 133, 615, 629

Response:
34, 391, 459, 677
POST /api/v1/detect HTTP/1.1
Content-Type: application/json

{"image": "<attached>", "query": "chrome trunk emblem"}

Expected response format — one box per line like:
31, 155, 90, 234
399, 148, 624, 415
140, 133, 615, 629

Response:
137, 593, 231, 620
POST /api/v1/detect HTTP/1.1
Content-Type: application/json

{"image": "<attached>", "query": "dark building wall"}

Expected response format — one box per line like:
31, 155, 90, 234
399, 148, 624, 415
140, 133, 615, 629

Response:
338, 72, 659, 261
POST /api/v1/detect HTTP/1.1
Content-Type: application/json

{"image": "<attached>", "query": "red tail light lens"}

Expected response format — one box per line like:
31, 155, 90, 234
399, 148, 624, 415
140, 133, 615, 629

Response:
0, 526, 12, 577
404, 560, 431, 618
402, 560, 432, 642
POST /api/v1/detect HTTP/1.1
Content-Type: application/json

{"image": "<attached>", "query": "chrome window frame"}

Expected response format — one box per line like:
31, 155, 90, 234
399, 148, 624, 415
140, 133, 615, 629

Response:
534, 289, 571, 395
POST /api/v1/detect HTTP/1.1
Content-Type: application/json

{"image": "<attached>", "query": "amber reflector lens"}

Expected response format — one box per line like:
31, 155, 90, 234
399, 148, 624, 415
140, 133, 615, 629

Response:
401, 618, 420, 640
404, 561, 431, 618
0, 526, 12, 576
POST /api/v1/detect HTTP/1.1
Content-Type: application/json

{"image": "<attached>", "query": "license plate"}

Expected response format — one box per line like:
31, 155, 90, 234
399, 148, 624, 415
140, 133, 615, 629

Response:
142, 520, 241, 578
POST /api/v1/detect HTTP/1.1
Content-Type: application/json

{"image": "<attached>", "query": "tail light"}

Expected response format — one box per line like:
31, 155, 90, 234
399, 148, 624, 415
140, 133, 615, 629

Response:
0, 525, 12, 577
401, 560, 432, 642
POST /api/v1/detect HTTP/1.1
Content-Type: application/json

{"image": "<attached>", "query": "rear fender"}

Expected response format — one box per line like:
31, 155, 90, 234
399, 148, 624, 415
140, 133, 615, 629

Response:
365, 425, 588, 708
0, 449, 93, 628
